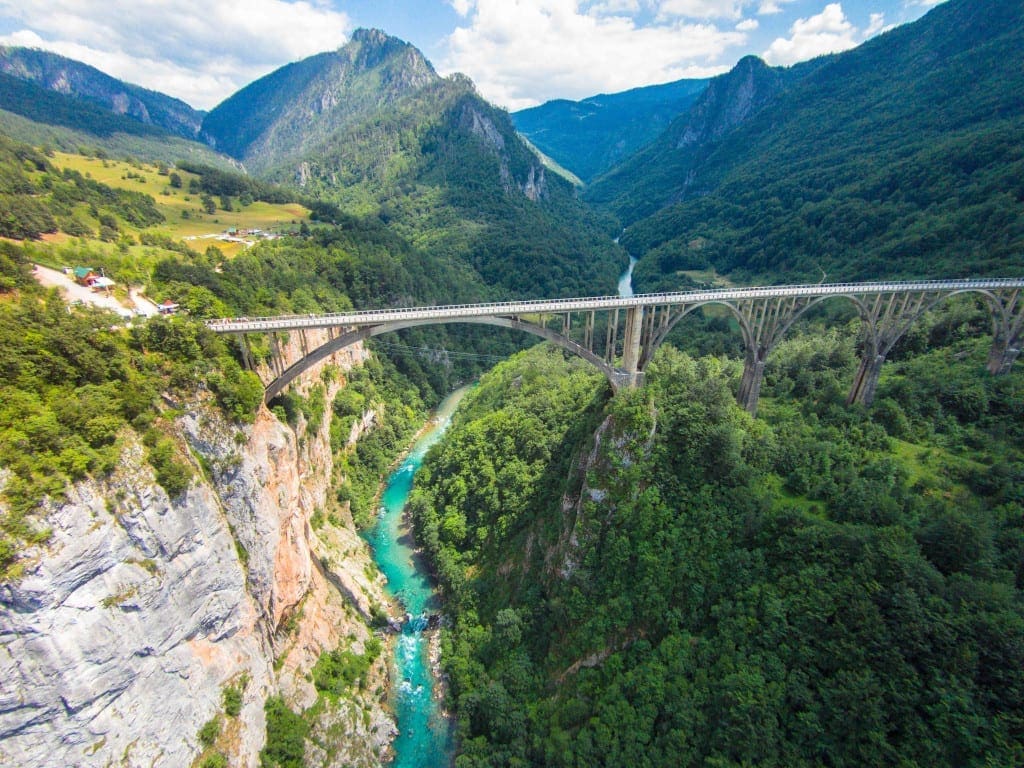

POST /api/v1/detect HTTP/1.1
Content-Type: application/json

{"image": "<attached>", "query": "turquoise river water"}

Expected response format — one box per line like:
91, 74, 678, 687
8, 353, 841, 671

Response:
363, 387, 469, 768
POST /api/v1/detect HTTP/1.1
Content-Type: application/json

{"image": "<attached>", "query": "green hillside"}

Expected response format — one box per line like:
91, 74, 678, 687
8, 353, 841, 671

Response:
412, 320, 1024, 767
588, 0, 1024, 287
0, 72, 234, 169
203, 29, 626, 300
511, 77, 708, 182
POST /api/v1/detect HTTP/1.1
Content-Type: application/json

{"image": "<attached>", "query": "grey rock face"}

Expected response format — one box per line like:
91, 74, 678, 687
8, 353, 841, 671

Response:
0, 342, 394, 768
0, 438, 272, 767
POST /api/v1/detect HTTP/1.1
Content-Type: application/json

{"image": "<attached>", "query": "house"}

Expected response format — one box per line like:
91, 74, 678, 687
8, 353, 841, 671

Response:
73, 266, 97, 285
158, 300, 180, 315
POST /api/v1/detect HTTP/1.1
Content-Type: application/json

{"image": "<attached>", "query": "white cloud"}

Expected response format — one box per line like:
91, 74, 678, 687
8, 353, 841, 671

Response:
757, 0, 794, 15
657, 0, 746, 20
0, 0, 352, 108
586, 0, 641, 14
864, 12, 892, 37
763, 2, 859, 65
736, 18, 759, 31
440, 0, 746, 110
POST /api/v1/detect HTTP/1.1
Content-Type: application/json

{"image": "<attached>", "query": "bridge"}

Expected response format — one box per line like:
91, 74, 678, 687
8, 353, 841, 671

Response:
207, 278, 1024, 415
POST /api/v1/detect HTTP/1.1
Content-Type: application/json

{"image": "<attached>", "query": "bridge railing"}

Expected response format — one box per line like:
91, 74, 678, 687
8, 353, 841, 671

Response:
206, 279, 1024, 333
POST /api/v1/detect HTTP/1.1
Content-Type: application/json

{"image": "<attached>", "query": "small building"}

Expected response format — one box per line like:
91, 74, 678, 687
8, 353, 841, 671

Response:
90, 276, 115, 292
73, 266, 97, 285
158, 300, 180, 315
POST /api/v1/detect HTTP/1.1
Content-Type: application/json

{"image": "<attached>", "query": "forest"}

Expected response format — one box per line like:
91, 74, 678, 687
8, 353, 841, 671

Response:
590, 0, 1024, 287
410, 303, 1024, 767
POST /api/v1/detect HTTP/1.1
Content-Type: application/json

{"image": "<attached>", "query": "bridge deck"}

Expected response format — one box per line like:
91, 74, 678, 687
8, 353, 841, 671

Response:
206, 279, 1024, 334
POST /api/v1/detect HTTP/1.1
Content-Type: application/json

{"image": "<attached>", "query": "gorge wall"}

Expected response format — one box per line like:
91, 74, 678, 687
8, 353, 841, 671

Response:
0, 335, 396, 767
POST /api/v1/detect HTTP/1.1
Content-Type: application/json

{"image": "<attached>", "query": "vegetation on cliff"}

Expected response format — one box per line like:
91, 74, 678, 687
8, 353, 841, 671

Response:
0, 241, 264, 581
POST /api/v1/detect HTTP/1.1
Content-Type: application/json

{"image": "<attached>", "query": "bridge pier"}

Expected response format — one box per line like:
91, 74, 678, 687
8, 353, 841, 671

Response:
987, 338, 1021, 375
847, 352, 886, 406
621, 307, 644, 375
738, 350, 767, 415
986, 289, 1021, 374
239, 334, 253, 371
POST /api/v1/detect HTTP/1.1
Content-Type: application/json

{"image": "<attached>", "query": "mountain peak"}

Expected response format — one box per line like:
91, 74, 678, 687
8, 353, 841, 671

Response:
350, 28, 391, 46
202, 30, 441, 169
342, 28, 437, 81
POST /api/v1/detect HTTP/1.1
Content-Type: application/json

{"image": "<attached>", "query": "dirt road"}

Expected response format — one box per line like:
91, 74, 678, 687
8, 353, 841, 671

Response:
32, 265, 141, 318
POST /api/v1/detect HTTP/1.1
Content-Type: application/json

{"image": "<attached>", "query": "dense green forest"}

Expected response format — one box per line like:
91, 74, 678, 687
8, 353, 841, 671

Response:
589, 0, 1024, 286
411, 305, 1024, 766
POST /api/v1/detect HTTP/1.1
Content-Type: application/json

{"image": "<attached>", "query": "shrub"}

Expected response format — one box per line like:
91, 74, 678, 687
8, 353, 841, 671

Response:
223, 684, 243, 717
260, 696, 308, 768
198, 716, 220, 748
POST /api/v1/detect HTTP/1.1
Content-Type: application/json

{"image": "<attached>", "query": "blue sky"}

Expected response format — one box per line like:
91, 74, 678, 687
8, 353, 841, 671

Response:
0, 1, 945, 111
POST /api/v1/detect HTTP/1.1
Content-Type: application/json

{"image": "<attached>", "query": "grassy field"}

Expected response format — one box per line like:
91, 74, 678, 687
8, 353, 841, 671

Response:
51, 152, 309, 241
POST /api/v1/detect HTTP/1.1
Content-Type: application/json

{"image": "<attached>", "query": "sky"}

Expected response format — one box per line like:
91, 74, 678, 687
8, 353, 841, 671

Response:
0, 0, 946, 112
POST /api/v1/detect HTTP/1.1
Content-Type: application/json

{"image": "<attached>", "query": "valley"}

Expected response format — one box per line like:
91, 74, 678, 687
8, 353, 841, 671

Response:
0, 0, 1023, 766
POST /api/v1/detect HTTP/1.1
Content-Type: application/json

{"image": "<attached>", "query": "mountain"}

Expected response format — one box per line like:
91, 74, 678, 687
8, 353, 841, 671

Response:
0, 51, 233, 168
0, 46, 204, 139
588, 0, 1024, 286
511, 77, 708, 183
203, 29, 626, 300
585, 56, 819, 220
512, 77, 712, 184
202, 29, 439, 172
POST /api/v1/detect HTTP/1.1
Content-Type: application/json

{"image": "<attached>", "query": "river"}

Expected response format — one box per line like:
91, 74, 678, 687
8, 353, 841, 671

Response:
368, 252, 633, 766
618, 255, 638, 297
364, 387, 469, 768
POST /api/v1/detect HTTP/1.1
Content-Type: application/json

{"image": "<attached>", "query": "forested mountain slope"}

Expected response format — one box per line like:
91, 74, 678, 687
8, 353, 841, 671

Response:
588, 0, 1024, 286
0, 46, 204, 139
0, 61, 233, 168
201, 29, 439, 173
412, 319, 1024, 767
511, 77, 708, 182
204, 29, 625, 299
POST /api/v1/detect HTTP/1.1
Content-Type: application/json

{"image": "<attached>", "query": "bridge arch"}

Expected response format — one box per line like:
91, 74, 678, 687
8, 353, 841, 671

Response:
262, 316, 620, 402
639, 294, 872, 369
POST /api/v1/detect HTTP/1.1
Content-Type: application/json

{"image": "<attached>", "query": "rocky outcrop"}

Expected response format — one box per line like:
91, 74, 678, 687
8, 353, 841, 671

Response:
674, 56, 788, 150
0, 341, 396, 767
549, 401, 657, 581
0, 435, 272, 767
461, 103, 549, 201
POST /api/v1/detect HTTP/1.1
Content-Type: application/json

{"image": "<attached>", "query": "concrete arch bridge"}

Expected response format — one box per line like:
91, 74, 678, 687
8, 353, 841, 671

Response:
206, 279, 1024, 415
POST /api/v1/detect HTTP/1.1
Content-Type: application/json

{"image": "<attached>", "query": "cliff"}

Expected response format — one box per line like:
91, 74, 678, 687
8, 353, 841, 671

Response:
0, 339, 396, 767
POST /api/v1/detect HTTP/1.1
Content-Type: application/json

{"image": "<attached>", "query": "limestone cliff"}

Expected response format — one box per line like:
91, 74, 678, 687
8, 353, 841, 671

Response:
0, 339, 397, 767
